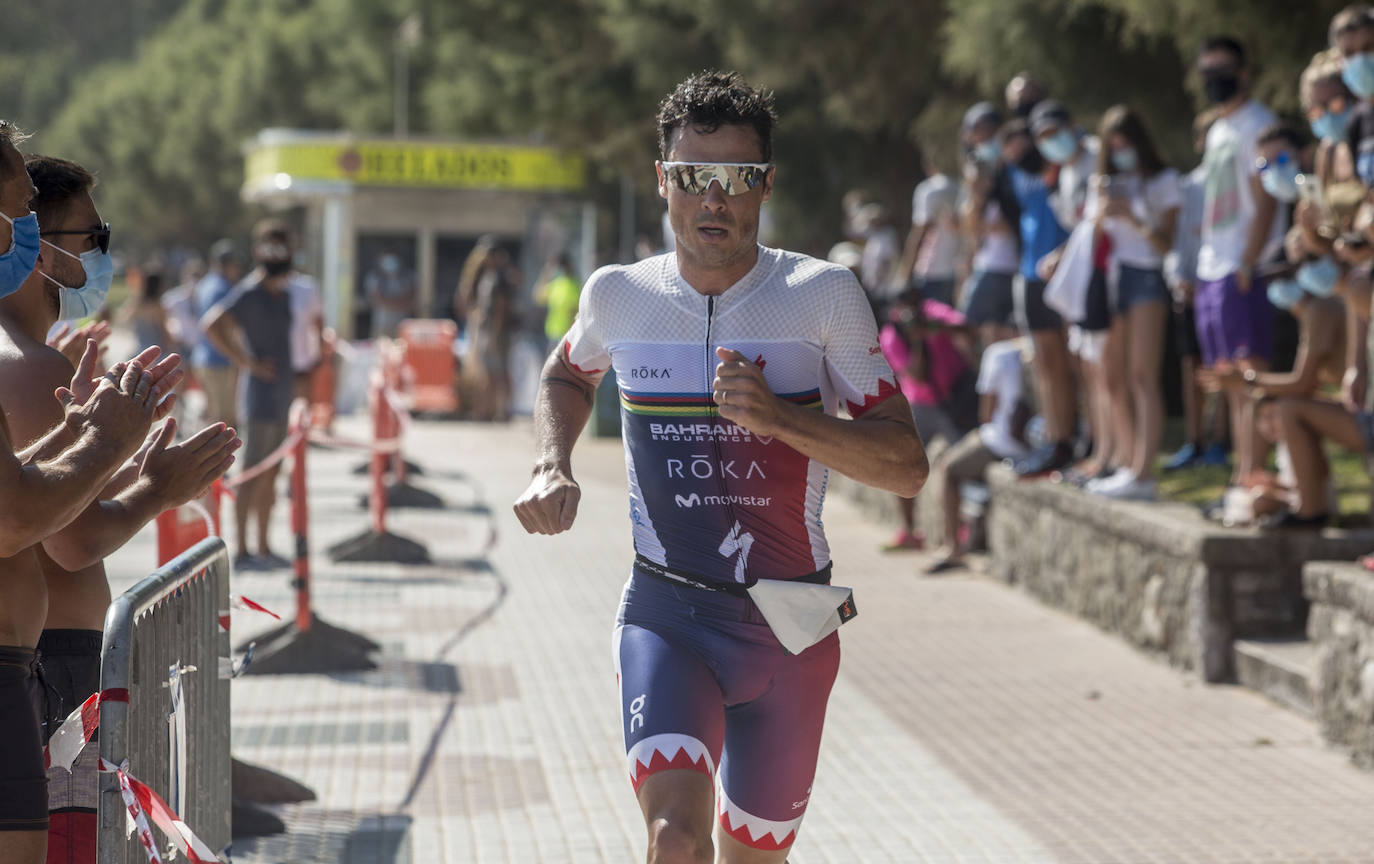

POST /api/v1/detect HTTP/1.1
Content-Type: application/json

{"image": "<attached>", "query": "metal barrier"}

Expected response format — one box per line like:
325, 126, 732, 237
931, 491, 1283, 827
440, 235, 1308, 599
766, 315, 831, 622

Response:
98, 537, 232, 863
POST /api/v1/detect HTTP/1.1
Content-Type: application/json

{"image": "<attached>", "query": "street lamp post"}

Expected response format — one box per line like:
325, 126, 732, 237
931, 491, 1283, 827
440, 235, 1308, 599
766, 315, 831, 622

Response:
394, 13, 422, 138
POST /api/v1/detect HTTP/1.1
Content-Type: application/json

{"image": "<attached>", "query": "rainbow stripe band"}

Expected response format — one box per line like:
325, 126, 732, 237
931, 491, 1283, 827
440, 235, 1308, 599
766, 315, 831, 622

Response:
620, 389, 822, 417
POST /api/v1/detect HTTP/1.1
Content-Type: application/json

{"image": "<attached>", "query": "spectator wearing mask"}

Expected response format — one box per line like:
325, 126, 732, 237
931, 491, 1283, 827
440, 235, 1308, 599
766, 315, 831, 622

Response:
1194, 35, 1287, 494
957, 102, 1022, 348
926, 337, 1032, 574
1303, 49, 1357, 190
193, 240, 245, 429
1002, 118, 1075, 477
202, 219, 298, 570
896, 152, 962, 307
878, 289, 974, 551
364, 252, 415, 339
1233, 261, 1353, 529
1164, 111, 1231, 471
1082, 106, 1181, 501
855, 203, 902, 310
288, 267, 324, 398
1334, 5, 1374, 186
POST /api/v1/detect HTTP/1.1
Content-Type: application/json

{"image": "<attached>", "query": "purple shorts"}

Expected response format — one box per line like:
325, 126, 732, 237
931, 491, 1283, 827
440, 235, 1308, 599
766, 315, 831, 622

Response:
1193, 272, 1272, 366
614, 568, 839, 852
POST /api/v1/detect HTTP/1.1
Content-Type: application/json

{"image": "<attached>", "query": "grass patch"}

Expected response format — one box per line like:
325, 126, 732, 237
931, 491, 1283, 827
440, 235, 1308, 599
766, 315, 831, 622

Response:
1156, 444, 1373, 520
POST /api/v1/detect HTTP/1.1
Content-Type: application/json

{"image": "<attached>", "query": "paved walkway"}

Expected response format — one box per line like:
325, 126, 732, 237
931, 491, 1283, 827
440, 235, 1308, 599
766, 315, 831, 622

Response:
106, 416, 1374, 863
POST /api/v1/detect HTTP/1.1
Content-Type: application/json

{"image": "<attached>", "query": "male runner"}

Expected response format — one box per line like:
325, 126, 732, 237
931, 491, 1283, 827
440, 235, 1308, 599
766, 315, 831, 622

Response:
514, 71, 927, 864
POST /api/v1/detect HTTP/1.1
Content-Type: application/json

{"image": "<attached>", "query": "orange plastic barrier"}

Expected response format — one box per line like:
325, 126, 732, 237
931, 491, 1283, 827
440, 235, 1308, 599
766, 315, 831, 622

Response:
155, 479, 223, 566
398, 318, 458, 414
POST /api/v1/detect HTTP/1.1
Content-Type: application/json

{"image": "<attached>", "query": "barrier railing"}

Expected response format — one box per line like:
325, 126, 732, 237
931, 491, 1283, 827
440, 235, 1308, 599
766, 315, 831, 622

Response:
98, 537, 231, 863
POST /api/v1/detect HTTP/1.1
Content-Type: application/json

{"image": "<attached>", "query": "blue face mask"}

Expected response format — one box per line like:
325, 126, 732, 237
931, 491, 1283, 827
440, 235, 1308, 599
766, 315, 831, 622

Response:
1343, 52, 1374, 100
1311, 109, 1352, 143
0, 212, 40, 300
1036, 129, 1078, 165
40, 240, 114, 321
1267, 278, 1305, 310
972, 139, 1000, 164
1259, 153, 1301, 203
1296, 256, 1341, 298
1110, 147, 1138, 173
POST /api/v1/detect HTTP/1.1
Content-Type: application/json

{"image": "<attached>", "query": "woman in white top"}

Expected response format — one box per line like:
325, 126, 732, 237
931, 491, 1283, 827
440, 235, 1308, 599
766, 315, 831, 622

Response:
1085, 106, 1182, 500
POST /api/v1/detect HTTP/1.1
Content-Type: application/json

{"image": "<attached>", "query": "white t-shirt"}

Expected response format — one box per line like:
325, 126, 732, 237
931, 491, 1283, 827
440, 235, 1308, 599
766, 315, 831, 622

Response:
1085, 168, 1183, 268
1197, 100, 1287, 281
860, 226, 901, 299
972, 200, 1019, 274
911, 174, 961, 280
1052, 135, 1100, 232
288, 272, 324, 372
975, 339, 1029, 460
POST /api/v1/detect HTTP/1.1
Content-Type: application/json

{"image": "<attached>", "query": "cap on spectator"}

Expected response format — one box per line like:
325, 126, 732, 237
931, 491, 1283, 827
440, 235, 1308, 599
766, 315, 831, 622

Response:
827, 241, 862, 270
962, 101, 1002, 132
209, 238, 239, 266
1029, 100, 1073, 136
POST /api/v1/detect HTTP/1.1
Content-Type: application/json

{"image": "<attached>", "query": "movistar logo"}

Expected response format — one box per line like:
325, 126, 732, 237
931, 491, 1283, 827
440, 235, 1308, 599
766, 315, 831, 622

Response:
673, 493, 771, 509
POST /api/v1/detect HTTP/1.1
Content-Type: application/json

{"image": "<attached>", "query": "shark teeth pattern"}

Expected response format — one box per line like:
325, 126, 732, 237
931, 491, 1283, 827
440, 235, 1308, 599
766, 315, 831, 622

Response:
626, 733, 714, 792
716, 786, 803, 851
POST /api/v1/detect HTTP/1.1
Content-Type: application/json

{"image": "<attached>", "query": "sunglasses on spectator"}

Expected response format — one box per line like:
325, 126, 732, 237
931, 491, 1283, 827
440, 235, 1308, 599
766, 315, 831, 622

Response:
1254, 152, 1294, 173
1308, 97, 1350, 121
42, 222, 111, 254
660, 162, 771, 196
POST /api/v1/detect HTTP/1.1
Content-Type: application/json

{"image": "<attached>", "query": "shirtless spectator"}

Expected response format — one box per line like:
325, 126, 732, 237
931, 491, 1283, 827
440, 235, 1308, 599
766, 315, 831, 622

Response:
0, 154, 239, 864
0, 133, 184, 864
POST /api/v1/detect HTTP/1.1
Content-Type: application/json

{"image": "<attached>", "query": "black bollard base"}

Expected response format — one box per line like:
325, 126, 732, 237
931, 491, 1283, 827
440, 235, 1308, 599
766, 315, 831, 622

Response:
326, 528, 431, 564
235, 613, 379, 655
239, 616, 378, 674
233, 757, 317, 804
232, 799, 286, 838
352, 458, 424, 477
359, 482, 445, 510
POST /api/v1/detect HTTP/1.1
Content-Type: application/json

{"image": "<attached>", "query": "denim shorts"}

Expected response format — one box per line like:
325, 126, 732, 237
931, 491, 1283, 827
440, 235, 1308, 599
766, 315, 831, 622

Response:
1116, 264, 1169, 315
915, 276, 957, 308
961, 271, 1015, 327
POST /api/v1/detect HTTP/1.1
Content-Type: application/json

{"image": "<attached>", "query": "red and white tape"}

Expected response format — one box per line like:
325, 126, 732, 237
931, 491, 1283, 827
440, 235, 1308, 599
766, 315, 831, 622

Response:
46, 689, 221, 862
217, 594, 282, 633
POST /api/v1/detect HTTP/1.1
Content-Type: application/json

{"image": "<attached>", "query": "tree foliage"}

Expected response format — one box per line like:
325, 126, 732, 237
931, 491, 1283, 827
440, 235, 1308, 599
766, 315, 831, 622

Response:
0, 0, 1355, 257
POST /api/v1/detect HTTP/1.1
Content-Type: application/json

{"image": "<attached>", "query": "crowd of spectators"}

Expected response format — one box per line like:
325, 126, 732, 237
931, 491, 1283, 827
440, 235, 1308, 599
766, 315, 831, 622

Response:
838, 7, 1374, 568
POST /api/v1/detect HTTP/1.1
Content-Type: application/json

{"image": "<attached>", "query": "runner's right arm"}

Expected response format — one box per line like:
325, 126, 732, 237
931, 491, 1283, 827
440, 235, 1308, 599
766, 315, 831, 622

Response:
512, 348, 604, 535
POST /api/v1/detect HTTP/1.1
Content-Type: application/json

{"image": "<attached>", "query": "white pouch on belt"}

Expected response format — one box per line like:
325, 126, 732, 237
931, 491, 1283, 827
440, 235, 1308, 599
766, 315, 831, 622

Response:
746, 579, 857, 655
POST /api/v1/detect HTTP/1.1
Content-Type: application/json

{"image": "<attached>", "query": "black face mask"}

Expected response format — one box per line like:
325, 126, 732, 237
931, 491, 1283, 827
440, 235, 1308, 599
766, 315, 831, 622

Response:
1202, 69, 1240, 105
261, 259, 291, 277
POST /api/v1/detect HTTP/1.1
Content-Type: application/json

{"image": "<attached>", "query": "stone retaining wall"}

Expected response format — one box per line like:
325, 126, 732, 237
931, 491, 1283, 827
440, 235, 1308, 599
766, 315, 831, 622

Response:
984, 464, 1374, 682
1305, 563, 1374, 768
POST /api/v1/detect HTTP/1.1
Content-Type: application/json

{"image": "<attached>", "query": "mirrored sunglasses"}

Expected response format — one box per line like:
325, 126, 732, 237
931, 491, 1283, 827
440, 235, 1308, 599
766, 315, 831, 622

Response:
661, 162, 771, 196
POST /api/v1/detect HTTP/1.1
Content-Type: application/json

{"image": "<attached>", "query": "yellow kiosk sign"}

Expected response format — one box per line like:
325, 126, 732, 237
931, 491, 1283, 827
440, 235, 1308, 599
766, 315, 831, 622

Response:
246, 139, 587, 192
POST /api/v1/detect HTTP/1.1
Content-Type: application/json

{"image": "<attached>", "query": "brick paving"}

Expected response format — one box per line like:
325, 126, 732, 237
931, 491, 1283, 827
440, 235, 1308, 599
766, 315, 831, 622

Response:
105, 416, 1374, 863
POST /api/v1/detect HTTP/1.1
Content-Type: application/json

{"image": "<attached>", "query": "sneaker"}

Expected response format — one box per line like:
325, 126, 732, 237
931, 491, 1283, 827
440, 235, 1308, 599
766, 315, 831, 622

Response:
882, 530, 924, 552
1095, 475, 1157, 501
233, 553, 264, 572
1014, 441, 1075, 479
1161, 443, 1200, 472
1086, 468, 1133, 494
1199, 442, 1231, 468
257, 551, 292, 570
1263, 510, 1328, 531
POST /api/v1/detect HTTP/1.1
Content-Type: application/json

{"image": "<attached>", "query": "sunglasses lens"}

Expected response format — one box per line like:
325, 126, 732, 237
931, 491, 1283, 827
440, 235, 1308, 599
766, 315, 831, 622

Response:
668, 164, 766, 196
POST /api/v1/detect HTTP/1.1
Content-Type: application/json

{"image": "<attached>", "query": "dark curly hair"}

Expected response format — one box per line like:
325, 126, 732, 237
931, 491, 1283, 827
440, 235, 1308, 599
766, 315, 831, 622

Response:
656, 70, 777, 163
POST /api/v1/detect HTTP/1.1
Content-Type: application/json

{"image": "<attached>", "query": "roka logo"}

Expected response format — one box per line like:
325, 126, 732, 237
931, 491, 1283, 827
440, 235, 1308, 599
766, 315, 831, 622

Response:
674, 493, 701, 508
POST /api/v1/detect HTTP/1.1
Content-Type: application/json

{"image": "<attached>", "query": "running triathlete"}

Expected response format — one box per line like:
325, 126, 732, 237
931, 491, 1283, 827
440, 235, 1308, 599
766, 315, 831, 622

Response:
514, 71, 927, 863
